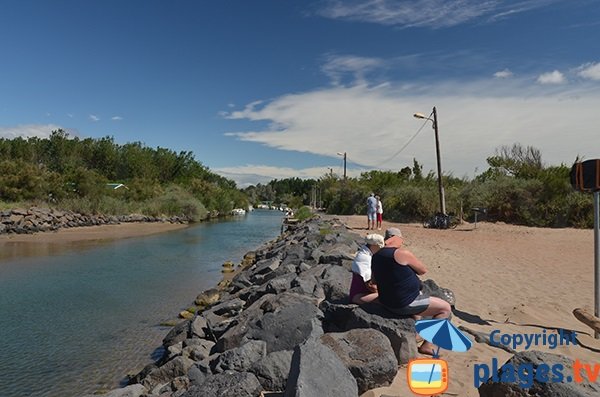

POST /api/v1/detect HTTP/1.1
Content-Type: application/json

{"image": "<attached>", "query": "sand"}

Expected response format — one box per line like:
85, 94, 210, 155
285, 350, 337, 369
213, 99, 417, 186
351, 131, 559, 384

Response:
0, 222, 188, 262
331, 215, 600, 396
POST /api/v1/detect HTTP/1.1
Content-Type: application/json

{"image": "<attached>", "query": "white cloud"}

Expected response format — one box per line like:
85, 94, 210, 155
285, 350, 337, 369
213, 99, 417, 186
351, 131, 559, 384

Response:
0, 124, 77, 139
111, 116, 123, 121
89, 114, 100, 122
223, 78, 600, 183
316, 0, 563, 28
321, 54, 385, 85
494, 69, 513, 78
577, 62, 600, 81
213, 164, 366, 187
537, 70, 565, 84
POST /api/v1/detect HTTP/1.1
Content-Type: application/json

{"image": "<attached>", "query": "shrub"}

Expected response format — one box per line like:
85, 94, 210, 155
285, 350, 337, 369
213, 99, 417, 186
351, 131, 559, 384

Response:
295, 206, 313, 221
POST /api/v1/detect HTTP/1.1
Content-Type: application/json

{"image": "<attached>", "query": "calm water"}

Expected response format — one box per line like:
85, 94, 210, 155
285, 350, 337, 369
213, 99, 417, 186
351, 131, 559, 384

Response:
0, 210, 283, 397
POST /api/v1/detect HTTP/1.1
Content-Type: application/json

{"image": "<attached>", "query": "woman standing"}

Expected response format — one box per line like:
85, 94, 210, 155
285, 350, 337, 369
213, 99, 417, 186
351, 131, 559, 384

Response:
376, 195, 383, 230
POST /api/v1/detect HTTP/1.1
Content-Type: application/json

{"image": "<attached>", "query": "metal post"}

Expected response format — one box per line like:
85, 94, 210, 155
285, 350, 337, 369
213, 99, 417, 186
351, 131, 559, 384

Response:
594, 191, 600, 338
432, 107, 446, 215
343, 152, 347, 180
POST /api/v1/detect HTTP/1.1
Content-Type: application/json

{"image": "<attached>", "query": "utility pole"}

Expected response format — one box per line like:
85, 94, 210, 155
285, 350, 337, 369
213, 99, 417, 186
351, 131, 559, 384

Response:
337, 152, 347, 180
432, 107, 446, 215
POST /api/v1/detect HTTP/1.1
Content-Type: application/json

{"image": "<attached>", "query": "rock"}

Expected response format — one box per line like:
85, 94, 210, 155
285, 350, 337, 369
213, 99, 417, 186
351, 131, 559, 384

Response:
216, 292, 323, 353
284, 338, 358, 397
163, 320, 191, 348
250, 349, 293, 392
187, 365, 207, 385
319, 265, 352, 304
320, 329, 397, 394
141, 356, 195, 391
195, 289, 220, 306
86, 384, 147, 397
265, 273, 297, 294
206, 298, 245, 317
321, 301, 417, 364
183, 338, 215, 361
211, 340, 267, 373
478, 350, 600, 396
179, 310, 194, 319
182, 371, 262, 397
421, 279, 456, 306
190, 316, 207, 338
318, 244, 355, 267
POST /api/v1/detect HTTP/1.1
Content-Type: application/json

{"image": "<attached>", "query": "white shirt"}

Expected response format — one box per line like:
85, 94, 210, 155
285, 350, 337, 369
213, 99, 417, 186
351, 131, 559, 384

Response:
352, 245, 372, 282
377, 200, 383, 214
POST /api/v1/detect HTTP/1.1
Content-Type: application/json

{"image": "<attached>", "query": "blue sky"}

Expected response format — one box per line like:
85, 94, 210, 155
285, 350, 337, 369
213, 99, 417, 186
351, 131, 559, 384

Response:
1, 0, 600, 186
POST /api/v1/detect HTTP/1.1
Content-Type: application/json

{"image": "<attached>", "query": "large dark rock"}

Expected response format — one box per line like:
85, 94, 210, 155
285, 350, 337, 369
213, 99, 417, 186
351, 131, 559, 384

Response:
182, 371, 262, 397
421, 279, 456, 306
319, 265, 352, 304
284, 338, 358, 397
321, 301, 417, 364
281, 244, 312, 266
478, 351, 600, 397
195, 288, 220, 306
82, 384, 147, 397
321, 329, 398, 394
183, 338, 215, 361
216, 292, 323, 353
163, 320, 191, 348
318, 244, 355, 267
205, 297, 245, 317
210, 340, 267, 373
250, 349, 294, 391
141, 356, 195, 392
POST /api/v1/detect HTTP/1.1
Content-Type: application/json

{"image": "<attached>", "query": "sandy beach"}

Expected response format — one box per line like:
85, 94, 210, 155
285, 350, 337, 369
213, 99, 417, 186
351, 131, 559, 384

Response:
331, 215, 600, 396
0, 222, 189, 262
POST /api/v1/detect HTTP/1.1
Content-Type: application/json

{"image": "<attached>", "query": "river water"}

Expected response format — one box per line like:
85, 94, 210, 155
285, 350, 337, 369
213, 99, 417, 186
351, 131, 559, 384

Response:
0, 210, 284, 397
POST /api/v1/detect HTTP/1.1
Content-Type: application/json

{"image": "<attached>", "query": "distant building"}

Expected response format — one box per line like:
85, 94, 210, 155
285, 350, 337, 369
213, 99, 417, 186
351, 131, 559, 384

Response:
106, 183, 128, 190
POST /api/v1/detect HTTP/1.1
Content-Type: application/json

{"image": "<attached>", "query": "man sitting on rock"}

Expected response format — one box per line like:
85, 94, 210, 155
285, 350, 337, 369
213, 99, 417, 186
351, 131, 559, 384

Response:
372, 227, 452, 355
349, 233, 385, 304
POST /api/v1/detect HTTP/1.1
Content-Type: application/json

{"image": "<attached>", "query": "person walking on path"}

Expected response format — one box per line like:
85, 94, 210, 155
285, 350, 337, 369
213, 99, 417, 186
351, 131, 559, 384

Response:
366, 193, 378, 230
376, 195, 383, 230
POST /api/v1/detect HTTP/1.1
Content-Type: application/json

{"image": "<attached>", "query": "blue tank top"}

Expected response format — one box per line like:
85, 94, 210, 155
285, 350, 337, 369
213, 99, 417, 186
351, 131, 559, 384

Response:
371, 247, 421, 308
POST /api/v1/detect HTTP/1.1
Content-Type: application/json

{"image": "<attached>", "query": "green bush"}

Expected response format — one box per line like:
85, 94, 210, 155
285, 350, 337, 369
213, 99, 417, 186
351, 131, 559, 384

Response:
295, 206, 313, 221
141, 186, 208, 221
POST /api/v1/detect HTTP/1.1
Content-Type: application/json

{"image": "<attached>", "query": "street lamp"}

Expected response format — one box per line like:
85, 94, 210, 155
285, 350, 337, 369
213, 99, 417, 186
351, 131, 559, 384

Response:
337, 152, 347, 179
414, 106, 446, 215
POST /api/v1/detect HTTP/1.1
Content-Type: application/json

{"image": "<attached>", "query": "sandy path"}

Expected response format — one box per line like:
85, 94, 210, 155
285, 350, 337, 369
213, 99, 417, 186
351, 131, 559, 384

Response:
330, 215, 600, 396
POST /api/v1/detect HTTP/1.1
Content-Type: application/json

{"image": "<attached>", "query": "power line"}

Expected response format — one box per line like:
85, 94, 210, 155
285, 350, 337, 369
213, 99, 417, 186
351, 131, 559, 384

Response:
370, 116, 431, 168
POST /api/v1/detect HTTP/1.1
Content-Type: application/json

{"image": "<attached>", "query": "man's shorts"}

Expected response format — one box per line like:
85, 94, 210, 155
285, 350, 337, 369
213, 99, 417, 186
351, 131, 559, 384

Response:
384, 292, 431, 316
367, 211, 377, 221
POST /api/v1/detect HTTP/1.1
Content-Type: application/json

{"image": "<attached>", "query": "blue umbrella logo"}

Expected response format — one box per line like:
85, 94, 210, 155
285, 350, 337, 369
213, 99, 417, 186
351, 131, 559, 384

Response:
415, 318, 472, 355
414, 319, 472, 388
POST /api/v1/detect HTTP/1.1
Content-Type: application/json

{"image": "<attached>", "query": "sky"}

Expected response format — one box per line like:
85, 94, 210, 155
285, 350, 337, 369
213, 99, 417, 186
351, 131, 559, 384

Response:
1, 0, 600, 187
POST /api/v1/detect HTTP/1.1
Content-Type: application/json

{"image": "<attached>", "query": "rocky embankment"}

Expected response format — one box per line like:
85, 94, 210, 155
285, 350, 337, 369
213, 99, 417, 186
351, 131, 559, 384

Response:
0, 207, 188, 235
89, 216, 455, 397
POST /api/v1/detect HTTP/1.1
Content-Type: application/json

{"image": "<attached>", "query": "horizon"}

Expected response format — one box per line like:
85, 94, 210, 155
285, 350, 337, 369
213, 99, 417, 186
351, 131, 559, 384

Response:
1, 1, 599, 187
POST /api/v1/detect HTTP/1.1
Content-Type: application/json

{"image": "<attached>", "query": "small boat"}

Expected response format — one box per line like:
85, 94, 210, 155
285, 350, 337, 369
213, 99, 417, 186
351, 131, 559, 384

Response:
231, 208, 246, 216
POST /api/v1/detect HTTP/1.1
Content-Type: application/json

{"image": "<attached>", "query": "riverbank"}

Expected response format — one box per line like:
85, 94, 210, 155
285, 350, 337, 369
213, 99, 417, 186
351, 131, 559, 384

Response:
0, 220, 189, 263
